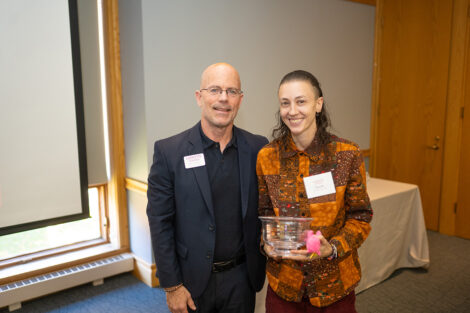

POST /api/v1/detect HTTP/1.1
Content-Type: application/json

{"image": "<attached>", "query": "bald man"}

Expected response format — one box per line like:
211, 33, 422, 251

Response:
147, 63, 267, 313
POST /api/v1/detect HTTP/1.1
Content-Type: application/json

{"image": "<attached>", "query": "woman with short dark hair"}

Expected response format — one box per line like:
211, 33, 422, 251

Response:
257, 70, 373, 313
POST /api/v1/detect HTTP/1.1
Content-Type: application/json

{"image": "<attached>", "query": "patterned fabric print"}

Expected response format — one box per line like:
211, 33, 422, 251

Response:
277, 263, 304, 301
259, 175, 278, 216
338, 252, 361, 291
256, 135, 373, 307
308, 260, 344, 305
278, 157, 302, 216
332, 150, 355, 186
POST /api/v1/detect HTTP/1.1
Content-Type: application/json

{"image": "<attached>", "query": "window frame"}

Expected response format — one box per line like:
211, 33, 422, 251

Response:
0, 0, 128, 286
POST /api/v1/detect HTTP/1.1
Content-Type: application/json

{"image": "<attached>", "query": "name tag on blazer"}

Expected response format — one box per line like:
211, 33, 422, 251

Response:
303, 172, 336, 198
184, 153, 206, 169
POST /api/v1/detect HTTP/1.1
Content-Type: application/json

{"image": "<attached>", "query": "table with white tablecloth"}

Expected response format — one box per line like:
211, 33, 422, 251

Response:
255, 177, 430, 312
356, 177, 430, 292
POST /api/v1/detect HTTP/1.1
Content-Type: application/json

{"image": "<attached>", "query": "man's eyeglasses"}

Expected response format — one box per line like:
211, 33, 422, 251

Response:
200, 87, 243, 97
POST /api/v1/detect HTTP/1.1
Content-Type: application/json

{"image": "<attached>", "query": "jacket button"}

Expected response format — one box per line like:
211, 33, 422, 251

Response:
209, 225, 215, 231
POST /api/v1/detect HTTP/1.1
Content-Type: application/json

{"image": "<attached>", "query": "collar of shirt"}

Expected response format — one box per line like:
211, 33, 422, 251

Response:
279, 134, 322, 159
199, 124, 238, 150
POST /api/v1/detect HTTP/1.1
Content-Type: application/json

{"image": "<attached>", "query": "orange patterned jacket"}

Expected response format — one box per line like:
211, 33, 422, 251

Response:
256, 135, 373, 307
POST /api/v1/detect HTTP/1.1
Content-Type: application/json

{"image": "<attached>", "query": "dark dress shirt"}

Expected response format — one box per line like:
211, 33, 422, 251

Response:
200, 126, 244, 262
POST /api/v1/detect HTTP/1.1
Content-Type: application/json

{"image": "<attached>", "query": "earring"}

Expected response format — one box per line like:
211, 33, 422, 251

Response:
316, 112, 320, 117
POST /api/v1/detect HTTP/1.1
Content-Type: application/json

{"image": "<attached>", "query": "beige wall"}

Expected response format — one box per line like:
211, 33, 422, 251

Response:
119, 0, 375, 264
141, 0, 375, 165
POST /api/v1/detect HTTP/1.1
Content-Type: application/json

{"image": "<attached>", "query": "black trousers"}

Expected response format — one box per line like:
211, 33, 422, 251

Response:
190, 262, 255, 313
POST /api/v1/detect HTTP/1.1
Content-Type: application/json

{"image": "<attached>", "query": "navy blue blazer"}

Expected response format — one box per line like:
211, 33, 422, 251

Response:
146, 122, 268, 297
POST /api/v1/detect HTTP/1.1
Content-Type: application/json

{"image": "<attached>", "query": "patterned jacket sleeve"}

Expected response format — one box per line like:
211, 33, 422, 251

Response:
330, 148, 373, 258
256, 147, 274, 217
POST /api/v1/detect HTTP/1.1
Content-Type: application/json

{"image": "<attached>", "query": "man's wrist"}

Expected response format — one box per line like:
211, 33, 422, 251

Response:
164, 283, 183, 293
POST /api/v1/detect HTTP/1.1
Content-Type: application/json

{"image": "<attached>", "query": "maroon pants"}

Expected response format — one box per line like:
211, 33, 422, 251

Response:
265, 285, 357, 313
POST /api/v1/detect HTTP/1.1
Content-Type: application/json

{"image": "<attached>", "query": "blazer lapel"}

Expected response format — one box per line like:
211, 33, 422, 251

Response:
236, 127, 251, 219
187, 123, 215, 220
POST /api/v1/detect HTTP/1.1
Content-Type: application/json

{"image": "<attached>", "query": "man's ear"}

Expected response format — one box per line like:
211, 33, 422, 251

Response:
195, 90, 202, 108
238, 93, 244, 106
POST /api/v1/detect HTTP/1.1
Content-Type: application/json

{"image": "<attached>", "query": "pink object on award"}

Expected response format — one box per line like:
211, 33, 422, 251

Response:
306, 230, 322, 255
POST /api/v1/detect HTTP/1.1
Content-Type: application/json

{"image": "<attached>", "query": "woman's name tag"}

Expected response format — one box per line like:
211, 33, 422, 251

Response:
303, 172, 336, 199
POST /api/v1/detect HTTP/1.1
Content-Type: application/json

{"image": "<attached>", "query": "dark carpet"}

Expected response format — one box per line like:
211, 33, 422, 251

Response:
0, 274, 170, 313
356, 230, 470, 313
1, 230, 469, 313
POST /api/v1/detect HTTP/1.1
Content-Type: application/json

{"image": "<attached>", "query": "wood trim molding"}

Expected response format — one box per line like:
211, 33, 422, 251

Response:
455, 22, 470, 238
368, 0, 383, 176
125, 177, 148, 195
345, 0, 376, 6
0, 239, 107, 270
102, 0, 129, 249
362, 149, 370, 157
439, 0, 470, 235
132, 254, 159, 288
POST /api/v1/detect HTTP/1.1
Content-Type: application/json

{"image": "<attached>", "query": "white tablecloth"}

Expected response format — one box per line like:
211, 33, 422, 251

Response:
255, 177, 430, 311
356, 177, 430, 292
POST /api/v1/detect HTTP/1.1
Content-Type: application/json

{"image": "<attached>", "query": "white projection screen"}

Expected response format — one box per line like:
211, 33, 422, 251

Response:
0, 0, 89, 235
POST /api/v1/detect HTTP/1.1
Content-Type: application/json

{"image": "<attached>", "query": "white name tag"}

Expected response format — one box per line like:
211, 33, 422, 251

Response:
303, 172, 336, 199
184, 153, 206, 169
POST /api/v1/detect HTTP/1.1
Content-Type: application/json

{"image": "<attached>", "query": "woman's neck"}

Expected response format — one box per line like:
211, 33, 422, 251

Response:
291, 127, 316, 151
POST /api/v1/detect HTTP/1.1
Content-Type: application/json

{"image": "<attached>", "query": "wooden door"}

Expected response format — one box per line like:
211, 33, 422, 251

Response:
456, 33, 470, 239
371, 0, 454, 230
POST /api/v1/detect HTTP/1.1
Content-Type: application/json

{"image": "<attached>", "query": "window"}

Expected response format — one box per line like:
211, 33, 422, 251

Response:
0, 187, 104, 261
0, 0, 128, 285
